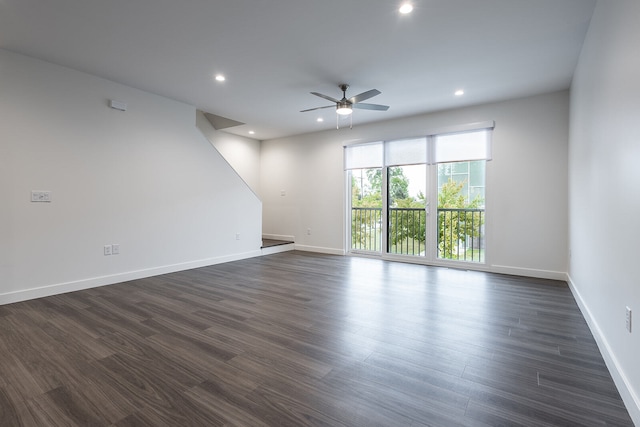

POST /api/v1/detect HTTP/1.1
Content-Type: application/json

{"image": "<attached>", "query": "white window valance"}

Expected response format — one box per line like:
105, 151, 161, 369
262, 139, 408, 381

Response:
344, 121, 494, 170
343, 141, 383, 170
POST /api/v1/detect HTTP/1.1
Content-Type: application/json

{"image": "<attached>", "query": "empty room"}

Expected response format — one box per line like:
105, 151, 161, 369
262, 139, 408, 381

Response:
1, 0, 638, 425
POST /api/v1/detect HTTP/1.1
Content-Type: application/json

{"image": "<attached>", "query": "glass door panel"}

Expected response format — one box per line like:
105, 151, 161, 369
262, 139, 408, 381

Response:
350, 168, 383, 253
436, 161, 486, 262
387, 164, 427, 256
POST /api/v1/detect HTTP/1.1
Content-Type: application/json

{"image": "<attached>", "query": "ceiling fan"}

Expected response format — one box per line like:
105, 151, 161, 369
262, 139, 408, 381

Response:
300, 84, 389, 116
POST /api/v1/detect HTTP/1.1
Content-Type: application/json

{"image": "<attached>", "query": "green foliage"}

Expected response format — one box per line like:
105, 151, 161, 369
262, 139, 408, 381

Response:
388, 167, 409, 202
351, 170, 382, 249
352, 171, 382, 208
437, 179, 484, 260
387, 168, 425, 251
353, 168, 410, 208
437, 178, 483, 209
388, 205, 425, 251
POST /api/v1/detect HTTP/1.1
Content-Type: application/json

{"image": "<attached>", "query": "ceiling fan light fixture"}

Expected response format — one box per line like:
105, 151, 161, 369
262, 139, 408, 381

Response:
301, 84, 388, 126
336, 102, 352, 116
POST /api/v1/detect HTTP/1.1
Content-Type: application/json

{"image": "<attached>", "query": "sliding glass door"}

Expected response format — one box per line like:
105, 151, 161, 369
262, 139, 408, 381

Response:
345, 125, 492, 265
437, 161, 486, 263
387, 164, 427, 256
350, 167, 383, 252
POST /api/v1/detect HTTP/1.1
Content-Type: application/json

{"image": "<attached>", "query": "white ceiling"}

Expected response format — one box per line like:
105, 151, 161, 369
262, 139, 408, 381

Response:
0, 0, 596, 140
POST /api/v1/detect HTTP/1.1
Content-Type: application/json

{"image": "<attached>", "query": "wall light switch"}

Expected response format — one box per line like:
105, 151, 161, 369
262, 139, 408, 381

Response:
112, 244, 120, 255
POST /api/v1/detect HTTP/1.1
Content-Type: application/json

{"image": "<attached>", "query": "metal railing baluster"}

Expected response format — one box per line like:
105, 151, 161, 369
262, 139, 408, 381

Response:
351, 207, 483, 262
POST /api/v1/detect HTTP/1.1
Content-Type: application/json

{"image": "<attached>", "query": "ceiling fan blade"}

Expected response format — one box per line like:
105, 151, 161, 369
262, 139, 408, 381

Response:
352, 102, 389, 111
349, 89, 381, 104
311, 92, 340, 103
300, 105, 335, 112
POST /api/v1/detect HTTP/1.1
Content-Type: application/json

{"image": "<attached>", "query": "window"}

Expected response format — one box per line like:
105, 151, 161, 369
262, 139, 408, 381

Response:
345, 122, 493, 264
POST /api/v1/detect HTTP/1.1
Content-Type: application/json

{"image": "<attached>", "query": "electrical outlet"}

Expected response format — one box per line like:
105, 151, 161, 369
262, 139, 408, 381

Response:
104, 245, 112, 256
626, 307, 632, 333
307, 228, 311, 235
236, 233, 241, 240
112, 244, 120, 255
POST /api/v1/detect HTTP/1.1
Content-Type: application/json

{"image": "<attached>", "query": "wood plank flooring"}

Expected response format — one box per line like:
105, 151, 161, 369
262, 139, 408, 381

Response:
0, 251, 634, 426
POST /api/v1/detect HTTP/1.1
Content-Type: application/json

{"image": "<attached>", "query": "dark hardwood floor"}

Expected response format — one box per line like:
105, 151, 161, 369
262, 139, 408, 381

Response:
0, 251, 634, 426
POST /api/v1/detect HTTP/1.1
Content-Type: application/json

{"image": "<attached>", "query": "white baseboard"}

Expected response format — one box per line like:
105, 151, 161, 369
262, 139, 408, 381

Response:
490, 264, 567, 281
0, 250, 262, 306
567, 274, 640, 426
261, 243, 295, 255
294, 244, 346, 256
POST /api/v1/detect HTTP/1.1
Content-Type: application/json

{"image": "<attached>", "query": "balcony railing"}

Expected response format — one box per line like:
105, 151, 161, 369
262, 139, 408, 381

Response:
351, 207, 485, 263
351, 207, 382, 251
437, 208, 485, 263
388, 208, 426, 255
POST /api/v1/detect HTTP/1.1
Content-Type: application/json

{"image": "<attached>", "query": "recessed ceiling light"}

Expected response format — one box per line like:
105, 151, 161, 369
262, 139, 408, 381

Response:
214, 74, 226, 82
317, 118, 324, 123
455, 89, 465, 96
399, 3, 413, 14
248, 130, 255, 135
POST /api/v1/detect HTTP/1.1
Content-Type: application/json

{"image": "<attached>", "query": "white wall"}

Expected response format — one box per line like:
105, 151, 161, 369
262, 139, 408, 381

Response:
261, 91, 570, 278
260, 130, 346, 252
196, 111, 262, 196
0, 49, 262, 304
568, 0, 640, 423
